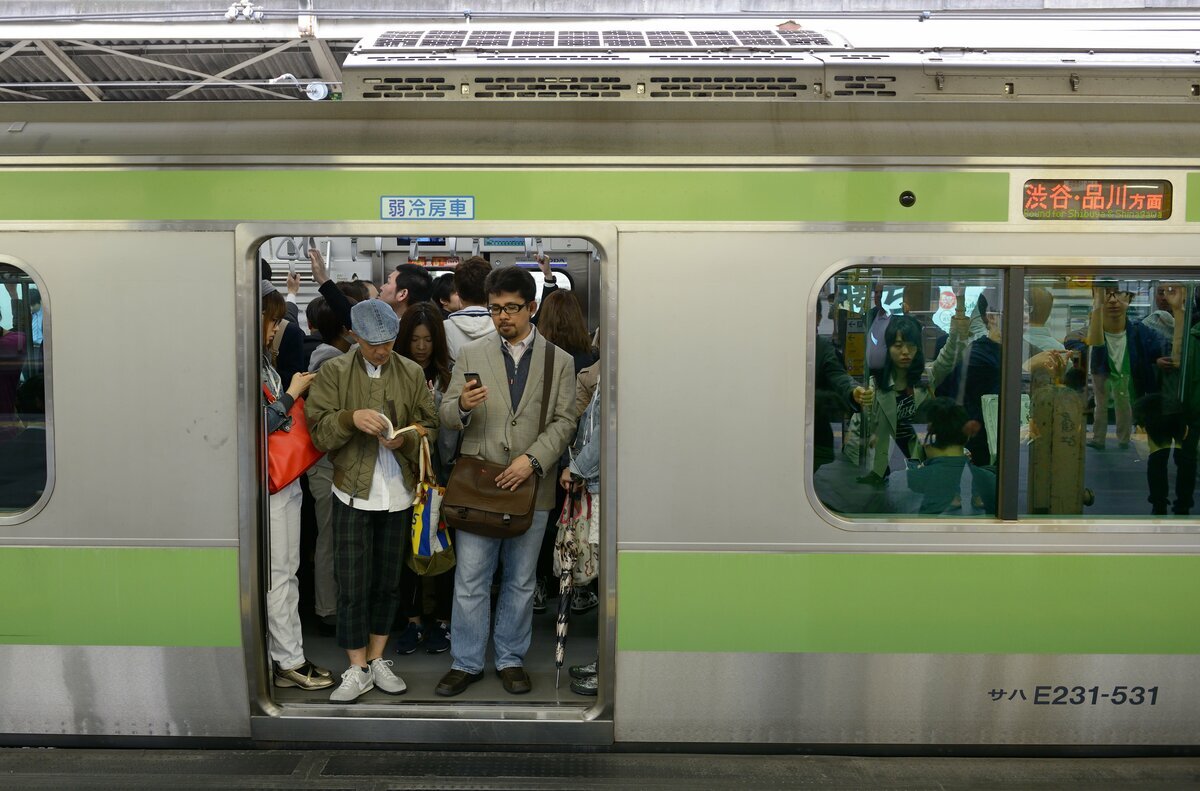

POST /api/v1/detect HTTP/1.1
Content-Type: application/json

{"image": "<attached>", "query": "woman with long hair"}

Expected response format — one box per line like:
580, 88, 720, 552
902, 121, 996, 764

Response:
261, 280, 333, 692
536, 290, 596, 373
397, 301, 452, 393
394, 300, 454, 655
859, 309, 968, 484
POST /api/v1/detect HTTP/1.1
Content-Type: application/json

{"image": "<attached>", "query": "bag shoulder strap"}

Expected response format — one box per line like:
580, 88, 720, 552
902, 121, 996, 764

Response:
537, 340, 554, 434
270, 318, 289, 366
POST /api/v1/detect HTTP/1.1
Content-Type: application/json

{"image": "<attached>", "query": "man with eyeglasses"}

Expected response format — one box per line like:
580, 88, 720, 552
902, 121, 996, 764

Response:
435, 266, 577, 697
1069, 281, 1169, 454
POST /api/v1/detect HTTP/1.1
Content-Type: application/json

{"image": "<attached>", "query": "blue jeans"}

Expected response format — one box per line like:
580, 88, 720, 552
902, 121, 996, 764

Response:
450, 509, 550, 673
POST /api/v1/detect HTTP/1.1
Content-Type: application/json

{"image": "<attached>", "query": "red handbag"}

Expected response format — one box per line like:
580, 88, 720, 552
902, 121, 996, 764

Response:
263, 385, 324, 495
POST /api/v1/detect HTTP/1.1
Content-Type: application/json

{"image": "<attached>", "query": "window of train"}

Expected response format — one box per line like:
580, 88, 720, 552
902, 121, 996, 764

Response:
813, 267, 1005, 519
1021, 274, 1200, 519
0, 263, 48, 515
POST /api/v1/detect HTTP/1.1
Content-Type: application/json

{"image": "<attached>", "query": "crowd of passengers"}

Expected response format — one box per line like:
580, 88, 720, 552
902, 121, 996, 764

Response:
261, 250, 600, 701
814, 279, 1200, 518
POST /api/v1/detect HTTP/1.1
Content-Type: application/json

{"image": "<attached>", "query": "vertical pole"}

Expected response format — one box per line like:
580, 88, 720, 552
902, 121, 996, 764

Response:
997, 266, 1026, 521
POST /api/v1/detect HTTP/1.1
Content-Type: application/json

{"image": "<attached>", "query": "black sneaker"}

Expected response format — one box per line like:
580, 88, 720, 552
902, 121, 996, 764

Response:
570, 675, 598, 696
394, 622, 425, 655
425, 621, 451, 654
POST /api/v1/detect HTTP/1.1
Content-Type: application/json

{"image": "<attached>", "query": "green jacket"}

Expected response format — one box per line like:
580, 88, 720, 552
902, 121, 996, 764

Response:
305, 347, 439, 501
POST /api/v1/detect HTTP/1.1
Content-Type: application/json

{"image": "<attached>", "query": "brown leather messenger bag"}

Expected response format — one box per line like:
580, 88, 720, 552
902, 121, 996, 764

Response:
442, 343, 554, 539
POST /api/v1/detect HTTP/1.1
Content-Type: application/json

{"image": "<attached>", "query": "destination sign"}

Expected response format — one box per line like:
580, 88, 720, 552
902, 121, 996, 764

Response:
1023, 179, 1171, 221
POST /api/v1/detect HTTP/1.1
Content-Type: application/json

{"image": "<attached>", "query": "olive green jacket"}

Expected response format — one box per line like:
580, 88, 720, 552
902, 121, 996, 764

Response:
305, 347, 439, 501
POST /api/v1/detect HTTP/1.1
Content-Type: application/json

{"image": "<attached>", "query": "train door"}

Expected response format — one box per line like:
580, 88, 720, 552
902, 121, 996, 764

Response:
239, 227, 613, 745
0, 230, 250, 741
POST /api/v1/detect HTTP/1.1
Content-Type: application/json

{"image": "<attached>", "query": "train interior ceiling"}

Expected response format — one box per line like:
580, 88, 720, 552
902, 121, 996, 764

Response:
260, 234, 602, 709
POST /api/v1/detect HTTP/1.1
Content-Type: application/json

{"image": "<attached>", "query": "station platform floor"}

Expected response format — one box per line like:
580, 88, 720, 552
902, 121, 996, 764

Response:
1, 749, 1199, 789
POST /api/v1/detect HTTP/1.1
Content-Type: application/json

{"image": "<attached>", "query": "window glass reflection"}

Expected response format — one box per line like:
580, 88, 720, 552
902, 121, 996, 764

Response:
0, 263, 47, 513
813, 268, 1003, 518
1021, 276, 1197, 517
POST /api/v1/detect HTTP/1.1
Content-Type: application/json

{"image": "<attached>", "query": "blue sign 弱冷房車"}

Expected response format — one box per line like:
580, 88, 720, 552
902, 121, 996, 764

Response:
381, 196, 475, 220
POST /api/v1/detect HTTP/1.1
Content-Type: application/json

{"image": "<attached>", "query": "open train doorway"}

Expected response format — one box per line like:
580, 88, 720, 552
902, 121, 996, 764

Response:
243, 230, 611, 742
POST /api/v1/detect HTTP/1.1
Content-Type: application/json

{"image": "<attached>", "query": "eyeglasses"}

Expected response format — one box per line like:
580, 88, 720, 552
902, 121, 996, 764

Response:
487, 303, 527, 316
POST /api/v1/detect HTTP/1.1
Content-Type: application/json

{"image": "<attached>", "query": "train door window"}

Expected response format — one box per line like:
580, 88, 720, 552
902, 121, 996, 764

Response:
0, 262, 48, 517
1021, 273, 1200, 519
812, 267, 1005, 519
257, 235, 602, 708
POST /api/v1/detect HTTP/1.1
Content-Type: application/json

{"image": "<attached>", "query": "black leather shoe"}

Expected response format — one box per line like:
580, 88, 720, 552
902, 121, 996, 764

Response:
435, 669, 483, 697
497, 666, 531, 695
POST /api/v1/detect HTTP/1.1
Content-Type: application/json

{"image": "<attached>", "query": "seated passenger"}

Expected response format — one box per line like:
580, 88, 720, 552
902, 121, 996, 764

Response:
906, 397, 997, 515
858, 308, 968, 484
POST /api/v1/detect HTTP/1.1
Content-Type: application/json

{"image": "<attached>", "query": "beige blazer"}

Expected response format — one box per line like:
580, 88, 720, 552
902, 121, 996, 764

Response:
440, 331, 579, 510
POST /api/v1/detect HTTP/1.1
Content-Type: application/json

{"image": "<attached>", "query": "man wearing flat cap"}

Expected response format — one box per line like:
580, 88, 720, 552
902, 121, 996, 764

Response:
306, 299, 439, 702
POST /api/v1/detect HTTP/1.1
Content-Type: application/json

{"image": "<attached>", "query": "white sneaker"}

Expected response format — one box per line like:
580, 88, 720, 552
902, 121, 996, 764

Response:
369, 658, 407, 695
329, 666, 373, 702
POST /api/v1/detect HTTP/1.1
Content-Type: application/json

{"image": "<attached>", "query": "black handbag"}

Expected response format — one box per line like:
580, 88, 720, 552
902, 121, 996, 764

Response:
442, 343, 554, 539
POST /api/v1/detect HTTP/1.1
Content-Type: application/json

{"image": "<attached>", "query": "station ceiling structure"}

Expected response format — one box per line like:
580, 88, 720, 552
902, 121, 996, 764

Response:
0, 1, 1195, 102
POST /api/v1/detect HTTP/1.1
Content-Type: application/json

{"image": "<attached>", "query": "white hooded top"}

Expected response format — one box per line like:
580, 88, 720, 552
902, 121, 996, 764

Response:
444, 306, 497, 361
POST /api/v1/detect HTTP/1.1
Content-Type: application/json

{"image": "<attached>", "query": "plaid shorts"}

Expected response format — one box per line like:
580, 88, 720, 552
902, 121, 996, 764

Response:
331, 498, 411, 650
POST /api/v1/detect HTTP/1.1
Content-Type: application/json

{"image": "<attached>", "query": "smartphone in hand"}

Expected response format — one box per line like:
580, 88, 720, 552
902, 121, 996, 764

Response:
464, 372, 481, 388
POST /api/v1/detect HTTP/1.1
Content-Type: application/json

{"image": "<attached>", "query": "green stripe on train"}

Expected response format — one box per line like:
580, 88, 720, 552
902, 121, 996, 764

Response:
617, 552, 1200, 654
0, 170, 1007, 222
1189, 173, 1200, 222
0, 547, 240, 647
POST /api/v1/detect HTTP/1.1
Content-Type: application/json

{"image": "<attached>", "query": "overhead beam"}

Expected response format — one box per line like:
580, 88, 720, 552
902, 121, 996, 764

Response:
0, 40, 32, 68
306, 38, 342, 86
64, 39, 297, 101
167, 39, 302, 100
36, 39, 102, 101
0, 84, 47, 100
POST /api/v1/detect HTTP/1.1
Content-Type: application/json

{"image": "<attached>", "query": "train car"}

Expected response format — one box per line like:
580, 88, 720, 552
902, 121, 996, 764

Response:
1, 12, 1199, 749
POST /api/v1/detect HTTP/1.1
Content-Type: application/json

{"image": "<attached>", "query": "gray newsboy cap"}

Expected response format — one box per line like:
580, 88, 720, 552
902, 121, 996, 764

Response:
351, 299, 400, 344
260, 279, 278, 297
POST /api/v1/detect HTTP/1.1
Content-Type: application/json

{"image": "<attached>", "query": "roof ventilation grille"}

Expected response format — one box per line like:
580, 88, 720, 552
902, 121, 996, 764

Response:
832, 74, 897, 96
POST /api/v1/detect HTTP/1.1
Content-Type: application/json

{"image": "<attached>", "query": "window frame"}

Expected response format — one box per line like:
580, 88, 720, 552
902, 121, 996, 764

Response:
810, 256, 1200, 535
0, 254, 54, 526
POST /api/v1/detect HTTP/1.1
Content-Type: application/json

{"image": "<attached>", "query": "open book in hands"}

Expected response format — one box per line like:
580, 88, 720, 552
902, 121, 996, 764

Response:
378, 413, 421, 440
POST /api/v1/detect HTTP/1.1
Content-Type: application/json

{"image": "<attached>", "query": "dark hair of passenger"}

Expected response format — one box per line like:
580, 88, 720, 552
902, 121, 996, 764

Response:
431, 273, 457, 315
975, 293, 990, 321
262, 289, 287, 325
397, 301, 452, 391
314, 294, 357, 345
305, 295, 325, 330
394, 263, 433, 305
337, 280, 370, 303
259, 258, 272, 281
28, 290, 41, 308
924, 397, 968, 449
537, 290, 591, 355
872, 314, 926, 390
454, 256, 491, 305
484, 265, 536, 305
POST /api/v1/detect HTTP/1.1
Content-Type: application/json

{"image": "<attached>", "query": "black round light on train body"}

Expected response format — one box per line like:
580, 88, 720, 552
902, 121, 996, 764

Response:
899, 191, 917, 208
